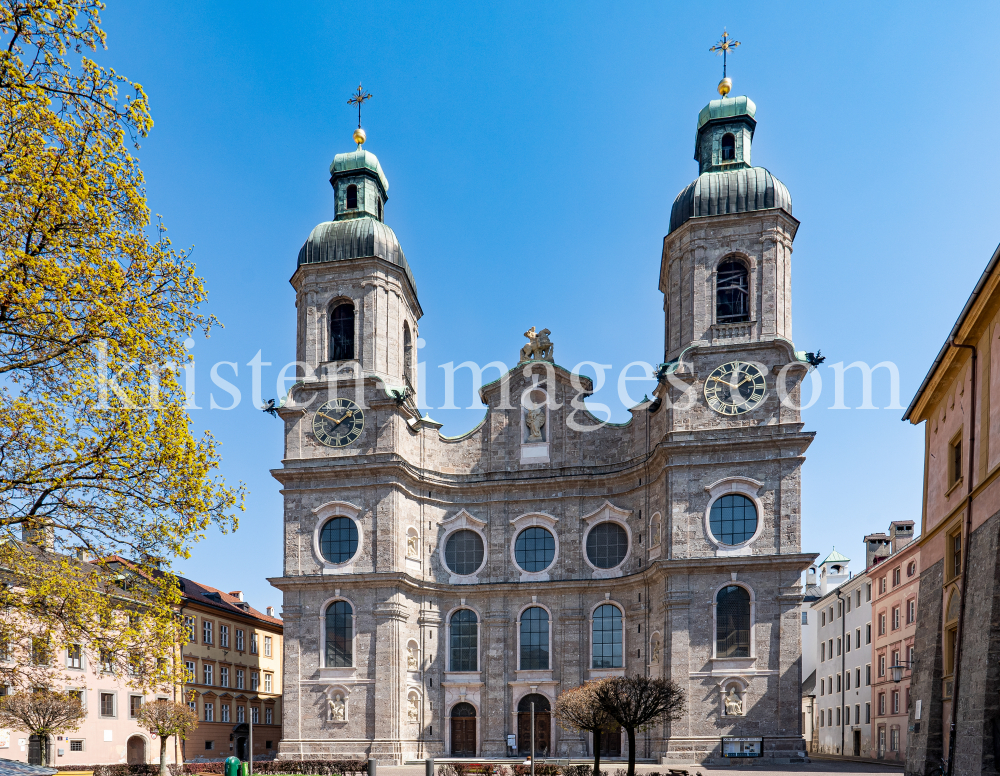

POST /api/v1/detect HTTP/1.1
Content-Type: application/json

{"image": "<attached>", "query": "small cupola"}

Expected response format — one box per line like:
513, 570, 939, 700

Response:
694, 94, 757, 174
329, 131, 390, 222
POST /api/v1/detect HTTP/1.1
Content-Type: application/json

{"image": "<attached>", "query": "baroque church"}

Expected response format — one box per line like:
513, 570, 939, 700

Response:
270, 78, 816, 765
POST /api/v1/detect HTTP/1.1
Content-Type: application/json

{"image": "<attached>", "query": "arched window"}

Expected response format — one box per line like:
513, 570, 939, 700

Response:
716, 585, 751, 658
721, 133, 736, 161
449, 609, 478, 672
592, 603, 623, 669
709, 494, 758, 546
586, 522, 629, 569
319, 517, 359, 563
403, 323, 413, 387
377, 197, 383, 221
445, 530, 485, 576
330, 304, 355, 361
716, 259, 750, 324
519, 607, 549, 670
346, 184, 358, 210
325, 601, 353, 667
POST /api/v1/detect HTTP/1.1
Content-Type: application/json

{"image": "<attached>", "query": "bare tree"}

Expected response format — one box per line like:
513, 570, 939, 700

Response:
0, 690, 85, 766
593, 675, 685, 776
555, 680, 616, 776
136, 699, 199, 776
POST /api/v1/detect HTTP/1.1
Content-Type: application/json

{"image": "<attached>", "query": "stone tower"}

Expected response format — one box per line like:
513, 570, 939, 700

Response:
661, 94, 796, 361
292, 142, 421, 392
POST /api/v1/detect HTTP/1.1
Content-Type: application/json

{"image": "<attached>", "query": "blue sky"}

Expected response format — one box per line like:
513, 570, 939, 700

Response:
101, 1, 1000, 611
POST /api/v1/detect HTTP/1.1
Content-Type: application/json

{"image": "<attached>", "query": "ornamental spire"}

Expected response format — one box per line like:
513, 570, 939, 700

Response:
709, 28, 741, 97
347, 83, 373, 147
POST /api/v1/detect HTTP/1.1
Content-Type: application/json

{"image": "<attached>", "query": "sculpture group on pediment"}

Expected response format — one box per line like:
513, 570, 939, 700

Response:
520, 327, 554, 363
525, 407, 546, 442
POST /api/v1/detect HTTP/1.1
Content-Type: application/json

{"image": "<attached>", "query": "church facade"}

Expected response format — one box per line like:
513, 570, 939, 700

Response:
270, 86, 816, 765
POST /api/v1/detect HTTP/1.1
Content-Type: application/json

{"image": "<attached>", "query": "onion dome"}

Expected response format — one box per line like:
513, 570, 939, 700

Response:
668, 93, 792, 235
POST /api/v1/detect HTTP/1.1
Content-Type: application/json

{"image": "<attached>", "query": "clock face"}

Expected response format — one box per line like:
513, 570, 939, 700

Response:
313, 398, 365, 447
704, 360, 767, 415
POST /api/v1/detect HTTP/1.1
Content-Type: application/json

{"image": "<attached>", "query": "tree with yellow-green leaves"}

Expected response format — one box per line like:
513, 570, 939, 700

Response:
0, 0, 245, 691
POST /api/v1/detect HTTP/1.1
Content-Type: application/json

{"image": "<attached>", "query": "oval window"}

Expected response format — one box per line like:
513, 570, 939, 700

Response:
514, 527, 555, 572
585, 522, 629, 569
320, 517, 359, 563
709, 494, 758, 545
445, 530, 485, 575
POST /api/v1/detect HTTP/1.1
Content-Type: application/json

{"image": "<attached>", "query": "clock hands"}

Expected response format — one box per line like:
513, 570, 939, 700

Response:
318, 410, 354, 427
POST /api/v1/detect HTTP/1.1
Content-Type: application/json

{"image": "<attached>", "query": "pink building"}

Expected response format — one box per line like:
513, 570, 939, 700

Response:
0, 650, 180, 767
867, 525, 919, 762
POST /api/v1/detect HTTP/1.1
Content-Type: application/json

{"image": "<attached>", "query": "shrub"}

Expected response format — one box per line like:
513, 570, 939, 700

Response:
94, 766, 184, 776
181, 761, 367, 776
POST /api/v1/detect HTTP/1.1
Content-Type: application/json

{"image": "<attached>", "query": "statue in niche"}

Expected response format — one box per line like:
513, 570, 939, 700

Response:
651, 639, 661, 664
724, 687, 744, 716
651, 519, 661, 547
525, 408, 545, 442
330, 693, 346, 721
407, 694, 419, 722
406, 534, 419, 558
406, 643, 419, 671
520, 327, 554, 362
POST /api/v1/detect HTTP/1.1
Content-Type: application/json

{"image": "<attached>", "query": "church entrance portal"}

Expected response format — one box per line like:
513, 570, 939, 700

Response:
450, 703, 476, 756
598, 721, 622, 757
517, 694, 551, 756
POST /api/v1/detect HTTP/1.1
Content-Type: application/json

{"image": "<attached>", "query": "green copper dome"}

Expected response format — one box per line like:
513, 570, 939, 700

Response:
696, 95, 756, 132
330, 149, 389, 195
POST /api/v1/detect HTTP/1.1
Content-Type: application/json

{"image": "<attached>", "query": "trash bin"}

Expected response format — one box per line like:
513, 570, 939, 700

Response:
225, 757, 240, 776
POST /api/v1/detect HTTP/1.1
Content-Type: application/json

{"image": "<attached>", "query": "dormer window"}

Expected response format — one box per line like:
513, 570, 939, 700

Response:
721, 133, 736, 161
346, 184, 358, 210
716, 258, 750, 323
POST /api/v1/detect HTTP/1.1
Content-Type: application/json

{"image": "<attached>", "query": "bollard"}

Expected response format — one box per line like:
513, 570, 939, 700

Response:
425, 758, 434, 776
368, 757, 377, 776
224, 757, 240, 776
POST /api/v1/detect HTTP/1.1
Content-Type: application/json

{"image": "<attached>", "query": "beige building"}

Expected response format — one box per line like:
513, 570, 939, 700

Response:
179, 578, 284, 761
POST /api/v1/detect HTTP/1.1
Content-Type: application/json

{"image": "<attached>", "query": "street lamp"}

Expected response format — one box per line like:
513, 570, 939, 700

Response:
890, 660, 915, 683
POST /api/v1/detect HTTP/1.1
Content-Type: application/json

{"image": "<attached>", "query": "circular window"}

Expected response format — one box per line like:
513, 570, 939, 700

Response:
320, 517, 359, 563
514, 527, 555, 572
586, 522, 629, 569
444, 530, 485, 575
709, 494, 758, 546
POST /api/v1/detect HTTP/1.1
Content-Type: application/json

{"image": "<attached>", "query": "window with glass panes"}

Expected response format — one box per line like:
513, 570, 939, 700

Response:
203, 620, 213, 644
220, 625, 229, 648
519, 607, 549, 670
449, 609, 478, 671
592, 604, 623, 668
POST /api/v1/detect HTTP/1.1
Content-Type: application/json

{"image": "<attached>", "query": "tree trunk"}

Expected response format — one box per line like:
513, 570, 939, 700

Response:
160, 735, 169, 776
592, 726, 602, 776
38, 735, 49, 768
625, 727, 636, 776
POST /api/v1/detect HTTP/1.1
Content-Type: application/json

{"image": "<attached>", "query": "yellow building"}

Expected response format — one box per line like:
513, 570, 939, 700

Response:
178, 578, 283, 761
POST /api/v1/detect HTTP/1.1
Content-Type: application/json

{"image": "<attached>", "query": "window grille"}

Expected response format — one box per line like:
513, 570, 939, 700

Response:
519, 607, 550, 670
449, 609, 478, 671
716, 586, 750, 658
325, 601, 354, 667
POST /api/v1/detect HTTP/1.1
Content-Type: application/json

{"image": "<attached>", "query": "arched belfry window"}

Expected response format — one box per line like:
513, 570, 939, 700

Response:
377, 197, 383, 221
403, 323, 413, 387
346, 184, 358, 210
716, 259, 750, 324
716, 585, 751, 658
721, 133, 736, 161
330, 304, 355, 361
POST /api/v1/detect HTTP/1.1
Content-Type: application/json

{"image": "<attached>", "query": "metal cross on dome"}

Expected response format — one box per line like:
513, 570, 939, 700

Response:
709, 29, 741, 78
347, 83, 372, 129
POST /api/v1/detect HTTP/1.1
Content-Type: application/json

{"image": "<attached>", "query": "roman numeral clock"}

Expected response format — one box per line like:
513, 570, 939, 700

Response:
704, 360, 767, 416
312, 398, 365, 447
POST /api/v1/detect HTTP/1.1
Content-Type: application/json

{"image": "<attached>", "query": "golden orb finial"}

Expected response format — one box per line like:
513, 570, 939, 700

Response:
717, 77, 732, 97
353, 127, 367, 147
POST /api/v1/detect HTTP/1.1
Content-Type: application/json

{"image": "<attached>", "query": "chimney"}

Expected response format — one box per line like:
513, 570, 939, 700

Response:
21, 522, 54, 552
266, 606, 275, 617
229, 591, 244, 601
806, 566, 817, 587
864, 532, 891, 569
890, 521, 916, 553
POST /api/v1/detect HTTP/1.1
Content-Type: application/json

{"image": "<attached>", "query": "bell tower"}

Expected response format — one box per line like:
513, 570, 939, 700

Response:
660, 87, 798, 362
291, 130, 421, 394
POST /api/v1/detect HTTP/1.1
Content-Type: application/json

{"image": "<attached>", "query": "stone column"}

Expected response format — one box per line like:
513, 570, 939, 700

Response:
481, 608, 510, 756
371, 596, 407, 764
